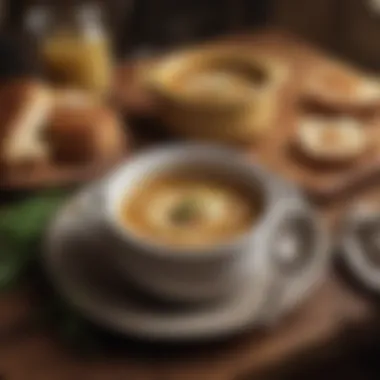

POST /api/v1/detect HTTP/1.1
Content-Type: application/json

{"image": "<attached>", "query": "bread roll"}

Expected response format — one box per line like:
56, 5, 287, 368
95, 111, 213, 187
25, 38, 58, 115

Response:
0, 81, 52, 167
46, 102, 125, 164
294, 116, 369, 164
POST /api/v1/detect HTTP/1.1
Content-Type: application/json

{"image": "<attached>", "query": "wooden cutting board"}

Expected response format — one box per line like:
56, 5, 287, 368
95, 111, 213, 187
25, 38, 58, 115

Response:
0, 107, 130, 190
113, 29, 380, 204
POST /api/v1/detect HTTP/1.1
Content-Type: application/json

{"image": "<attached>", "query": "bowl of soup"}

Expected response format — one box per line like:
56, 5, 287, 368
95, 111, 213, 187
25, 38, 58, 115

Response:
104, 144, 308, 303
144, 47, 288, 144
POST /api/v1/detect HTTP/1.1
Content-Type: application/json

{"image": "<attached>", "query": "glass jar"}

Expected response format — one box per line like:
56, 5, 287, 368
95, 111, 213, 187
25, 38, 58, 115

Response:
27, 2, 113, 95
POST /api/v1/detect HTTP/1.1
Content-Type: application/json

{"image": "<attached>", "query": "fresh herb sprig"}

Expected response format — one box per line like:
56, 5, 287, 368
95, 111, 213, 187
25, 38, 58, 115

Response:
0, 191, 69, 289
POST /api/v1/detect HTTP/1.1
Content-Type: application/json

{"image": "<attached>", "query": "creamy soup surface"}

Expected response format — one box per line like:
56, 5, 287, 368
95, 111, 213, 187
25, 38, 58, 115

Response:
120, 170, 260, 248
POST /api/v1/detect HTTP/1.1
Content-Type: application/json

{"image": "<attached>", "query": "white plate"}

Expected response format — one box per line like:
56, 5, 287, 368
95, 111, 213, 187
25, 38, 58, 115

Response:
43, 182, 329, 341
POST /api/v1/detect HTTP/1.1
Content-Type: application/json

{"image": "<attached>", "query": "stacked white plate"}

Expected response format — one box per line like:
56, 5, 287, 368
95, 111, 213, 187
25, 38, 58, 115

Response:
44, 183, 330, 342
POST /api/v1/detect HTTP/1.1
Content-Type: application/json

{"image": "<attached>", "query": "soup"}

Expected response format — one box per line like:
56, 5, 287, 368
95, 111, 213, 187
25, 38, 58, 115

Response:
120, 170, 260, 249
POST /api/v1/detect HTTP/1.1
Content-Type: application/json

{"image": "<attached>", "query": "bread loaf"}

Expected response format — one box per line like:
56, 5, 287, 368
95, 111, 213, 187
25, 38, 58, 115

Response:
46, 100, 125, 164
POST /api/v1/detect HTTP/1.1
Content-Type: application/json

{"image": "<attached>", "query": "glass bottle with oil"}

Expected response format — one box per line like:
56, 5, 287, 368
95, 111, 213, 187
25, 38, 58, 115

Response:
41, 2, 112, 96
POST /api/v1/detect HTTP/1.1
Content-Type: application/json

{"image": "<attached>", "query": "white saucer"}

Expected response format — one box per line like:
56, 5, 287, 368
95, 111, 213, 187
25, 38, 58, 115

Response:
43, 182, 330, 341
44, 185, 272, 341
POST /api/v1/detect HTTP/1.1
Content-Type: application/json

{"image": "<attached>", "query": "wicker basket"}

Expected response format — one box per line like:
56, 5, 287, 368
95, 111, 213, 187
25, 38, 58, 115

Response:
143, 47, 288, 144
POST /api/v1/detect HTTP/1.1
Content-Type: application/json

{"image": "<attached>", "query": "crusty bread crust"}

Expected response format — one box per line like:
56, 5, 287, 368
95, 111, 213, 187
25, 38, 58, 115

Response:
46, 93, 125, 164
0, 80, 52, 167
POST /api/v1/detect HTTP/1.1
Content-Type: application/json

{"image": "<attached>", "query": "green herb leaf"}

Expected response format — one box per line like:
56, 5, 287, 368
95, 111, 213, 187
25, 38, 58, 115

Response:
170, 197, 201, 224
0, 191, 69, 291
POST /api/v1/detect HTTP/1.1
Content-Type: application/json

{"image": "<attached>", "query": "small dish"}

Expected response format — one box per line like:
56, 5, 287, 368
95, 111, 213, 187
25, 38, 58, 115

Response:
341, 204, 380, 291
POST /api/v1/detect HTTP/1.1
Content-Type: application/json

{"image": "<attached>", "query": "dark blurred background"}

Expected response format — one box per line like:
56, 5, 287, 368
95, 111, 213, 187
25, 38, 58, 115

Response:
2, 0, 380, 69
2, 1, 380, 377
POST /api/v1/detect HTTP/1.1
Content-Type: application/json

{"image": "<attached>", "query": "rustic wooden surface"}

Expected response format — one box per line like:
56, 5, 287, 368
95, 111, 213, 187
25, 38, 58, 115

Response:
0, 270, 377, 380
1, 30, 380, 380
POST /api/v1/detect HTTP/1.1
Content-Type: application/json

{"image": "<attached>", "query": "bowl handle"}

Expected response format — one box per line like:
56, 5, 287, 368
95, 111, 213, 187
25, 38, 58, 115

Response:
259, 199, 329, 325
270, 200, 326, 266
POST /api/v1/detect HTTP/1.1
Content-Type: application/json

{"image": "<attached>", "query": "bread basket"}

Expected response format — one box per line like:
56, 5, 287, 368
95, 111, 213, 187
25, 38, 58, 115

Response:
143, 47, 288, 144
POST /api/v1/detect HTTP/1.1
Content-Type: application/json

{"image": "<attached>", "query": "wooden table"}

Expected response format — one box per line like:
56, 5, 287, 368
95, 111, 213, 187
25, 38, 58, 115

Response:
0, 255, 378, 380
1, 30, 380, 380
